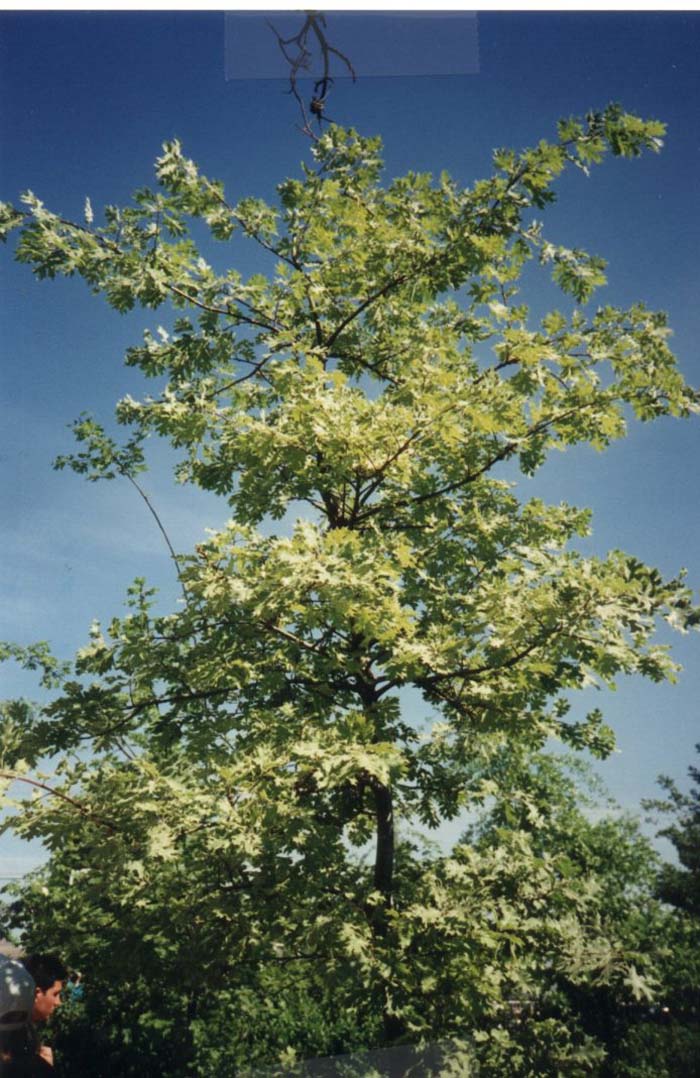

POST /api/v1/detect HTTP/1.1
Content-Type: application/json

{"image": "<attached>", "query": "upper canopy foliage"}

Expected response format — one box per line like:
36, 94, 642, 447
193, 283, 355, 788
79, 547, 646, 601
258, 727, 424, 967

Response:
1, 105, 697, 763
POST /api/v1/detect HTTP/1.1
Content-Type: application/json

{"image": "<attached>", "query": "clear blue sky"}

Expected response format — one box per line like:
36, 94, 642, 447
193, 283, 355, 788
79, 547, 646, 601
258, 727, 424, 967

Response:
1, 11, 699, 875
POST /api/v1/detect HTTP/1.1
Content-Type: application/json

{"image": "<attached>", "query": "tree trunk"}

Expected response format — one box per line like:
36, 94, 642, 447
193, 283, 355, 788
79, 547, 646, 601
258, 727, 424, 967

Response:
372, 779, 405, 1042
373, 780, 394, 904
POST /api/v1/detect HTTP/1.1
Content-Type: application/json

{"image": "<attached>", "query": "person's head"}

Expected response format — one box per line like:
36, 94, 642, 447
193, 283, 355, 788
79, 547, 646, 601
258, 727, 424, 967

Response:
20, 955, 67, 1024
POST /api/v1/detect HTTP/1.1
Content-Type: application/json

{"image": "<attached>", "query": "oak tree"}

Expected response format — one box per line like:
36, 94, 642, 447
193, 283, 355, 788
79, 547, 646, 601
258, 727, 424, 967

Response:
1, 106, 698, 1072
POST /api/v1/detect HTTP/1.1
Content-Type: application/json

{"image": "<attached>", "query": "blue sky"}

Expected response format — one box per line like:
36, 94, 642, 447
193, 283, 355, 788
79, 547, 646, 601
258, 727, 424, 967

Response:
1, 11, 699, 875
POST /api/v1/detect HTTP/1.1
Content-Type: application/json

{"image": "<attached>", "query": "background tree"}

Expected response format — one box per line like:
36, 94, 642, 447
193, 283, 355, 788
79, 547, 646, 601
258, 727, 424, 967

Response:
1, 105, 699, 1074
612, 746, 700, 1078
646, 743, 700, 916
458, 753, 672, 1076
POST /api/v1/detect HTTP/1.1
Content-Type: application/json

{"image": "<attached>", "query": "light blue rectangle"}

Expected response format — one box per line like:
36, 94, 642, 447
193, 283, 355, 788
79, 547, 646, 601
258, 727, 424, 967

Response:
225, 12, 480, 82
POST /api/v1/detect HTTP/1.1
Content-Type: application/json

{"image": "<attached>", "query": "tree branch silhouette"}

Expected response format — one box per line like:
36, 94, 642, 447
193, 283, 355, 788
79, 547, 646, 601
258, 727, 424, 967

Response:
268, 11, 356, 137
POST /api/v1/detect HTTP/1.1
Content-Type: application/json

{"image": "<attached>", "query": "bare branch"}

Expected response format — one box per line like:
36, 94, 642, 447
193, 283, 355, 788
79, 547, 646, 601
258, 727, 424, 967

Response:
123, 473, 188, 600
268, 12, 356, 137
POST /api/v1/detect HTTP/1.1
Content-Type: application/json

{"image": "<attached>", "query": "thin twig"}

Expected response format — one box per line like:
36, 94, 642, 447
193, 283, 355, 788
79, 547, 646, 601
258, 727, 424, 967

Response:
0, 772, 118, 833
123, 473, 188, 600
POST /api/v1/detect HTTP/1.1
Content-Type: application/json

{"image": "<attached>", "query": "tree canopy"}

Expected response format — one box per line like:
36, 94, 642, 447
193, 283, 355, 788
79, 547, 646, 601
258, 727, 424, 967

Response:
1, 104, 698, 1074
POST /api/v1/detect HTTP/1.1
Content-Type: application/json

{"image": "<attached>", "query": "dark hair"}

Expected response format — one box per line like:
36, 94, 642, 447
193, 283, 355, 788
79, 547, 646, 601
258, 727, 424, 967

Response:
20, 955, 67, 992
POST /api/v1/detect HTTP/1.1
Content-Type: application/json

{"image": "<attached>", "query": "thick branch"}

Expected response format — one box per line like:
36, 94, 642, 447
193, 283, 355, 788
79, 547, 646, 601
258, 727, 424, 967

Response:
324, 272, 410, 351
418, 625, 560, 690
358, 402, 588, 524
